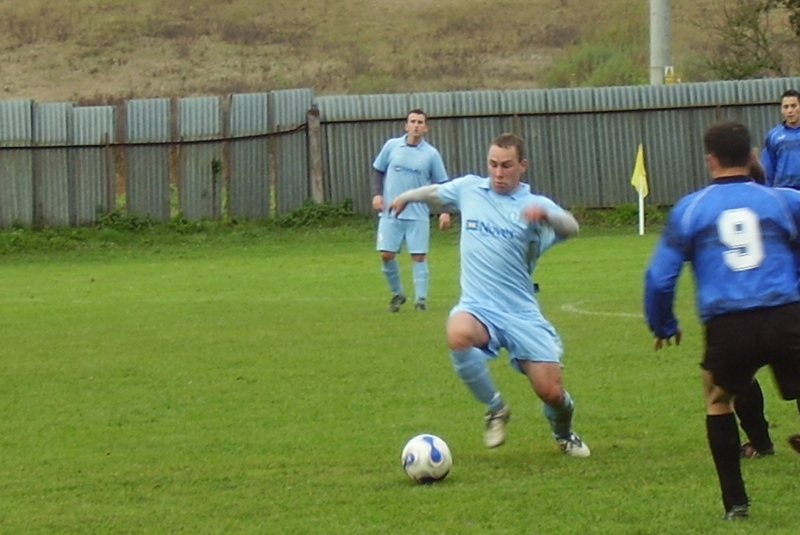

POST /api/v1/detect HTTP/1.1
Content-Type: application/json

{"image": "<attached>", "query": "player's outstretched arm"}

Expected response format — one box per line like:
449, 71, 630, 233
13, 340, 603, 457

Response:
546, 210, 579, 237
522, 205, 579, 237
388, 184, 442, 216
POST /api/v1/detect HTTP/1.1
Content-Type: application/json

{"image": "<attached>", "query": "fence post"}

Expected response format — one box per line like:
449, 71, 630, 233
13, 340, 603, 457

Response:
307, 105, 324, 203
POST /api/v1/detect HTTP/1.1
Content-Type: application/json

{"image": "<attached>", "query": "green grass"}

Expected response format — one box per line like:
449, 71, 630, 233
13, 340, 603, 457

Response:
0, 221, 797, 534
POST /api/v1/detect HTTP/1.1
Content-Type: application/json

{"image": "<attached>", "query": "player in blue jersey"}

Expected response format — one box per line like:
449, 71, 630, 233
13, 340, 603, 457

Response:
644, 120, 800, 520
725, 159, 778, 459
719, 157, 800, 459
388, 133, 590, 457
372, 109, 450, 313
737, 92, 800, 457
760, 89, 800, 188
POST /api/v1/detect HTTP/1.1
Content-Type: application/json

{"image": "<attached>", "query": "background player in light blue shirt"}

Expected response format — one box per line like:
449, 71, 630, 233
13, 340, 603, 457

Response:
372, 109, 450, 313
644, 120, 800, 520
389, 133, 590, 457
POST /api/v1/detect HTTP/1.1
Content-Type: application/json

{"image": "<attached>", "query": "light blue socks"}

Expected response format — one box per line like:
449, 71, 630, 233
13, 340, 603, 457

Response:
381, 258, 403, 296
450, 347, 504, 411
412, 260, 429, 302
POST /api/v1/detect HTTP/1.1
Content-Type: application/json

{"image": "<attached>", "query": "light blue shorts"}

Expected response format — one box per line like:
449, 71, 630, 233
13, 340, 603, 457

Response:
376, 216, 430, 254
450, 302, 564, 373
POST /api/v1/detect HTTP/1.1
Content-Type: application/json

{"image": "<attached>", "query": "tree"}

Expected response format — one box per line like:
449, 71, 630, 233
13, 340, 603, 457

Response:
775, 0, 800, 36
701, 0, 789, 79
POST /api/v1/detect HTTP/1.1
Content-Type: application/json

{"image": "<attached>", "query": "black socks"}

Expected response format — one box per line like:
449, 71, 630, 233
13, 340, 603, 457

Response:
707, 413, 748, 510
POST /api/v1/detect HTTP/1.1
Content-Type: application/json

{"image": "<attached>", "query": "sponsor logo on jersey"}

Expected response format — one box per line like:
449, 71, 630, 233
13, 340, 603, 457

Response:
466, 219, 515, 239
393, 165, 423, 176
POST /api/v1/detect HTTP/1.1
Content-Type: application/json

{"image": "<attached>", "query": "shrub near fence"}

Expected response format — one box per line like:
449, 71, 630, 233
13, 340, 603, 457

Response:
1, 77, 799, 228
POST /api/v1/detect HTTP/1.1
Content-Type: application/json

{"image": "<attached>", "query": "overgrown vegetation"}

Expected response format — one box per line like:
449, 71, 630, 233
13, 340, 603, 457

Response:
0, 201, 665, 255
541, 44, 648, 88
570, 204, 668, 228
0, 199, 365, 254
0, 0, 792, 103
690, 0, 799, 80
272, 198, 357, 228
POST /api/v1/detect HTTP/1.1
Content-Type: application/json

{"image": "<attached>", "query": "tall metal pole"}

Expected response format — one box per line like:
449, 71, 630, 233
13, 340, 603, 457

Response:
649, 0, 671, 85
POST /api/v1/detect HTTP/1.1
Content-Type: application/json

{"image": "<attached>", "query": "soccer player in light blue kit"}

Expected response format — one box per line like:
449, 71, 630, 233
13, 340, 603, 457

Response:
388, 133, 590, 457
644, 121, 800, 520
372, 109, 450, 313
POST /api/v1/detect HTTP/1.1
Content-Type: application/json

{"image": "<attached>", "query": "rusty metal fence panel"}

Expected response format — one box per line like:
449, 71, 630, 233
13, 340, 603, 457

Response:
272, 89, 313, 215
0, 100, 34, 227
34, 102, 72, 226
313, 78, 800, 215
178, 96, 223, 221
228, 93, 270, 220
72, 106, 116, 225
4, 77, 800, 227
124, 98, 171, 221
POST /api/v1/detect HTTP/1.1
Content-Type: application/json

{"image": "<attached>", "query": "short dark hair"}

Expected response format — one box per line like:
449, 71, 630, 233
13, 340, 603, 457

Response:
782, 89, 800, 102
407, 108, 427, 121
703, 121, 751, 168
491, 133, 526, 162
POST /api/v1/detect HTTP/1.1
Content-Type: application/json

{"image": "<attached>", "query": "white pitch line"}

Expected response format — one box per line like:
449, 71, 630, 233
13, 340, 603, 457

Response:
560, 301, 641, 319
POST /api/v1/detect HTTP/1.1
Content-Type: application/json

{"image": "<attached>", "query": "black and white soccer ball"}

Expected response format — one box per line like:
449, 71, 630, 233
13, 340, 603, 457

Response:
401, 434, 452, 483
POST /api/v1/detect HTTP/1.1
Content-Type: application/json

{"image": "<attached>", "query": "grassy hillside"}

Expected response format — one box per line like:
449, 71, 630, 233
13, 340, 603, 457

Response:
0, 0, 792, 103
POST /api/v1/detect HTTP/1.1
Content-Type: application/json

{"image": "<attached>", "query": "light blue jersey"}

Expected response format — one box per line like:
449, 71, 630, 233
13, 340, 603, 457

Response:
437, 175, 569, 366
437, 175, 563, 313
373, 135, 448, 221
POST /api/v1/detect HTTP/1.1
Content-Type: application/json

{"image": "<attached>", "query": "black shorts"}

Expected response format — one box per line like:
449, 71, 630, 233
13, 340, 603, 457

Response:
703, 302, 800, 400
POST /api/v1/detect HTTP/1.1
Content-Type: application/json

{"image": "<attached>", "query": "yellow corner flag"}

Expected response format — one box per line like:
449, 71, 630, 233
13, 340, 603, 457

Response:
631, 144, 648, 198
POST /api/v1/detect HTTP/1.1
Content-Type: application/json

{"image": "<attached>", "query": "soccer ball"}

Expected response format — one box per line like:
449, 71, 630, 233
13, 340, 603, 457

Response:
401, 434, 452, 483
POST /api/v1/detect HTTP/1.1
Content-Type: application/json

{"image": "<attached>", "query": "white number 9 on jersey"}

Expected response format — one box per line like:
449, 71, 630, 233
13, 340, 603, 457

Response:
717, 208, 765, 271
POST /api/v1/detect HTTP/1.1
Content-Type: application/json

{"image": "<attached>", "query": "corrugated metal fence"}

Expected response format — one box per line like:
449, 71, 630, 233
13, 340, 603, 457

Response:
1, 78, 799, 227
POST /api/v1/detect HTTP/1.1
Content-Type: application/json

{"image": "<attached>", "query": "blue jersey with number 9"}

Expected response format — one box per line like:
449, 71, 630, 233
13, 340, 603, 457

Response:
645, 177, 800, 338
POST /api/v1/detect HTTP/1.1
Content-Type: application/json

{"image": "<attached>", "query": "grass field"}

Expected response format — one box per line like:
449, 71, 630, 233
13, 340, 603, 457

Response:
0, 221, 797, 534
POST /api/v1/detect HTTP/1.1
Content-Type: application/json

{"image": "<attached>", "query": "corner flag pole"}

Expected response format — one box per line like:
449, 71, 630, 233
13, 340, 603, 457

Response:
637, 188, 645, 236
630, 144, 649, 236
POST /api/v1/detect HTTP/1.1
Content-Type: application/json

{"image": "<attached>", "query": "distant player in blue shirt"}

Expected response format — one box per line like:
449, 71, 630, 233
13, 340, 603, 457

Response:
644, 120, 800, 520
372, 109, 450, 312
760, 89, 800, 188
388, 133, 590, 457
